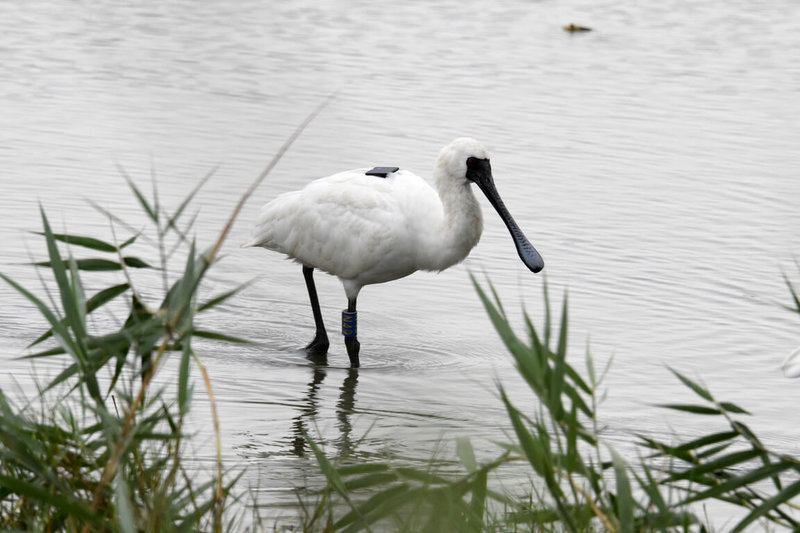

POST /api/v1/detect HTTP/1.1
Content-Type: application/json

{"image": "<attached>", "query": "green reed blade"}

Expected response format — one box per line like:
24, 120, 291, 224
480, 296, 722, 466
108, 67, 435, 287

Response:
732, 478, 800, 532
120, 164, 158, 222
610, 448, 634, 533
115, 471, 136, 533
665, 448, 762, 483
40, 207, 87, 348
342, 472, 398, 491
469, 469, 488, 530
32, 231, 118, 252
682, 460, 794, 506
167, 165, 217, 232
334, 485, 411, 532
718, 401, 750, 415
336, 463, 391, 476
657, 404, 723, 415
34, 257, 152, 271
668, 367, 713, 402
783, 272, 800, 314
178, 341, 192, 416
0, 473, 97, 522
123, 256, 155, 268
674, 431, 740, 454
0, 272, 75, 358
197, 280, 255, 312
191, 329, 252, 344
456, 437, 478, 473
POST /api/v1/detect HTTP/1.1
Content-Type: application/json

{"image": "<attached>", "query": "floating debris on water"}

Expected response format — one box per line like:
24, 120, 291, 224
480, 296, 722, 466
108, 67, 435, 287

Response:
563, 23, 592, 32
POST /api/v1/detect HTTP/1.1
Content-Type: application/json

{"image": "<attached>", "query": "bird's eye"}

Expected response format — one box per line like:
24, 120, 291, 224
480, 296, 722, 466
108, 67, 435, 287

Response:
466, 157, 479, 168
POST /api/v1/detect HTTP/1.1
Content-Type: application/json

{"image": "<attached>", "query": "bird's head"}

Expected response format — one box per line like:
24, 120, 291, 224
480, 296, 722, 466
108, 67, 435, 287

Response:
437, 137, 544, 274
437, 137, 490, 185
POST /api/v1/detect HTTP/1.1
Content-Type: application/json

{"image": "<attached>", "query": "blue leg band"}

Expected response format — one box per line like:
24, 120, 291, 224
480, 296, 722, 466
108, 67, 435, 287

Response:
342, 310, 357, 338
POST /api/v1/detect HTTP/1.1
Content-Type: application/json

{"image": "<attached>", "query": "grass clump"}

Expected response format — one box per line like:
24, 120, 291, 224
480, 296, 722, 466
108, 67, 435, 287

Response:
0, 188, 238, 531
0, 105, 324, 531
300, 276, 800, 532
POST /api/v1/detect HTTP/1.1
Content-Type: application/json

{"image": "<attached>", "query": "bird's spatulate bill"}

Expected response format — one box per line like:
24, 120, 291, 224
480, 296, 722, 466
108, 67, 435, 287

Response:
468, 159, 544, 273
485, 184, 544, 273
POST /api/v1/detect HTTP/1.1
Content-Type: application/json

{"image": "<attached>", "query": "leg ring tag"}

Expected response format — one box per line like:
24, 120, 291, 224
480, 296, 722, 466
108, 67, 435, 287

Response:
342, 310, 357, 338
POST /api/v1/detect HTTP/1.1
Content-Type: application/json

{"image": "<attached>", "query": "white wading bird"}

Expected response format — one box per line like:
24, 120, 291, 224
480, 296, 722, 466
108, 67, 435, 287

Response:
244, 138, 544, 367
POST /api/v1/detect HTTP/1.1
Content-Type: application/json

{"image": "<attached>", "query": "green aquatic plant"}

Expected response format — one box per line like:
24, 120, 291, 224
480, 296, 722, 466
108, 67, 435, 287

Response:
0, 183, 240, 531
0, 104, 325, 531
302, 276, 800, 532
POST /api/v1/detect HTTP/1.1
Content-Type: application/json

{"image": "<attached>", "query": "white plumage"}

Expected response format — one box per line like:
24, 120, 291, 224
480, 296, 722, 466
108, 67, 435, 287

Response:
245, 138, 543, 367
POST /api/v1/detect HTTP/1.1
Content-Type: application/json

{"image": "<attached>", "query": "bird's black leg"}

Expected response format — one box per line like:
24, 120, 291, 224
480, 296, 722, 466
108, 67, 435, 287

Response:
342, 298, 360, 368
303, 266, 329, 358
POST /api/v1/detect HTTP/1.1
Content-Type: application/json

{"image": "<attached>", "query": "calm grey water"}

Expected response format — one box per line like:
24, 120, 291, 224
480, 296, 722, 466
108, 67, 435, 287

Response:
2, 0, 800, 525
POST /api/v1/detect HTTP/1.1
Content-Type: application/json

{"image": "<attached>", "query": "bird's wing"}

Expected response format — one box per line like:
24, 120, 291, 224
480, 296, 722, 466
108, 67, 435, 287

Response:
249, 170, 440, 281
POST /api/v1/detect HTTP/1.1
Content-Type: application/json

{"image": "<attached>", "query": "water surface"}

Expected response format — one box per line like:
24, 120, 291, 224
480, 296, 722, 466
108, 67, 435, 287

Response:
2, 0, 800, 524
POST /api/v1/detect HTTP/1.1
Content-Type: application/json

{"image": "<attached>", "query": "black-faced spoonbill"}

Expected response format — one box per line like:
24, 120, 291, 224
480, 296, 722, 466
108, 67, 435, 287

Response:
245, 138, 544, 367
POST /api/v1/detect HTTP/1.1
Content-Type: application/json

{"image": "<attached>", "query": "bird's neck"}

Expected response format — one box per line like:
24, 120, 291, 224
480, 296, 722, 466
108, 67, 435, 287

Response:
421, 168, 483, 271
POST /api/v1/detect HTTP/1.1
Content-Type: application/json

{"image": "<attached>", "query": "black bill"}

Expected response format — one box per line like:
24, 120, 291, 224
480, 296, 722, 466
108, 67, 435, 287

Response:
466, 157, 545, 273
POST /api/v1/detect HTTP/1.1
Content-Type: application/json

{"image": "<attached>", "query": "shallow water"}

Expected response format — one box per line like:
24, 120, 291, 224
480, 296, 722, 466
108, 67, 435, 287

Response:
2, 0, 800, 525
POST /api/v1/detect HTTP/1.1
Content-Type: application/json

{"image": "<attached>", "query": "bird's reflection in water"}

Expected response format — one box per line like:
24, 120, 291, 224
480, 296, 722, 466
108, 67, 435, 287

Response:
291, 364, 326, 457
291, 358, 359, 458
335, 368, 359, 458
